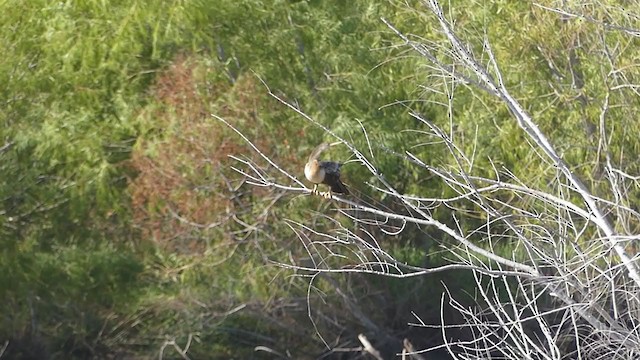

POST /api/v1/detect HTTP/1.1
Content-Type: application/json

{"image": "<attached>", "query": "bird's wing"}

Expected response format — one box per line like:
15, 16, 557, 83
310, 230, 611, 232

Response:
318, 160, 341, 175
322, 170, 349, 194
308, 143, 330, 162
319, 161, 348, 194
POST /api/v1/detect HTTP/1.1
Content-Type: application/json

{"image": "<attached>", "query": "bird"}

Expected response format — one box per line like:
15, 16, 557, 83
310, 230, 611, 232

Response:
304, 142, 348, 199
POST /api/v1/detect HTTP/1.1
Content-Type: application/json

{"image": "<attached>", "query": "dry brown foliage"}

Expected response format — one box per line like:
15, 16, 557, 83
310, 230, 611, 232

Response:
128, 54, 292, 253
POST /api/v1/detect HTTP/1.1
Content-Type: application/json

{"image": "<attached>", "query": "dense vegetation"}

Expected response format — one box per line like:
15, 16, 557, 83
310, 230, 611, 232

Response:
2, 0, 639, 358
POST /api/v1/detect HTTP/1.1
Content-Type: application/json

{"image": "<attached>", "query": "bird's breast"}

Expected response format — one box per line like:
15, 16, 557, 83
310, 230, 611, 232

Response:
304, 162, 325, 183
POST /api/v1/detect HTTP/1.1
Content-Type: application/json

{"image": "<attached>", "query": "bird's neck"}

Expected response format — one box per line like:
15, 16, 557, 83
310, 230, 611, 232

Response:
304, 161, 325, 183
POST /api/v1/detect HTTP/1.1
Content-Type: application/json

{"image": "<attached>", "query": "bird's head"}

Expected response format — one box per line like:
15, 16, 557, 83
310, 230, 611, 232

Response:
308, 143, 330, 162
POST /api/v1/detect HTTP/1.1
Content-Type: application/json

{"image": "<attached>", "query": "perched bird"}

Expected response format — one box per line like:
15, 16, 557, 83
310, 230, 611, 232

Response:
304, 142, 348, 199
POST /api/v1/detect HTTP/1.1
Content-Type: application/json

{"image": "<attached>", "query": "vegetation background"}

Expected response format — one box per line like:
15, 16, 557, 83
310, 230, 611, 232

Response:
2, 0, 639, 358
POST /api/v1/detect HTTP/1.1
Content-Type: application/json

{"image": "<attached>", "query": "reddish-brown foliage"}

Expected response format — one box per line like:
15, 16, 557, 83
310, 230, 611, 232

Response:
128, 54, 292, 253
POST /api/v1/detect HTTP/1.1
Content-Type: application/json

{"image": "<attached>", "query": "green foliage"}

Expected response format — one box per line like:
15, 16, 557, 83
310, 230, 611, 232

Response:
0, 242, 144, 357
3, 0, 640, 357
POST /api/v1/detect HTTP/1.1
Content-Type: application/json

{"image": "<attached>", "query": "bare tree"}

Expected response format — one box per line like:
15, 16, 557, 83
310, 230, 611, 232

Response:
219, 1, 640, 358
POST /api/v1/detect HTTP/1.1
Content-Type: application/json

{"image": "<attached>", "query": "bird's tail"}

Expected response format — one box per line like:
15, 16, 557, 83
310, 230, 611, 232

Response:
330, 179, 349, 195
